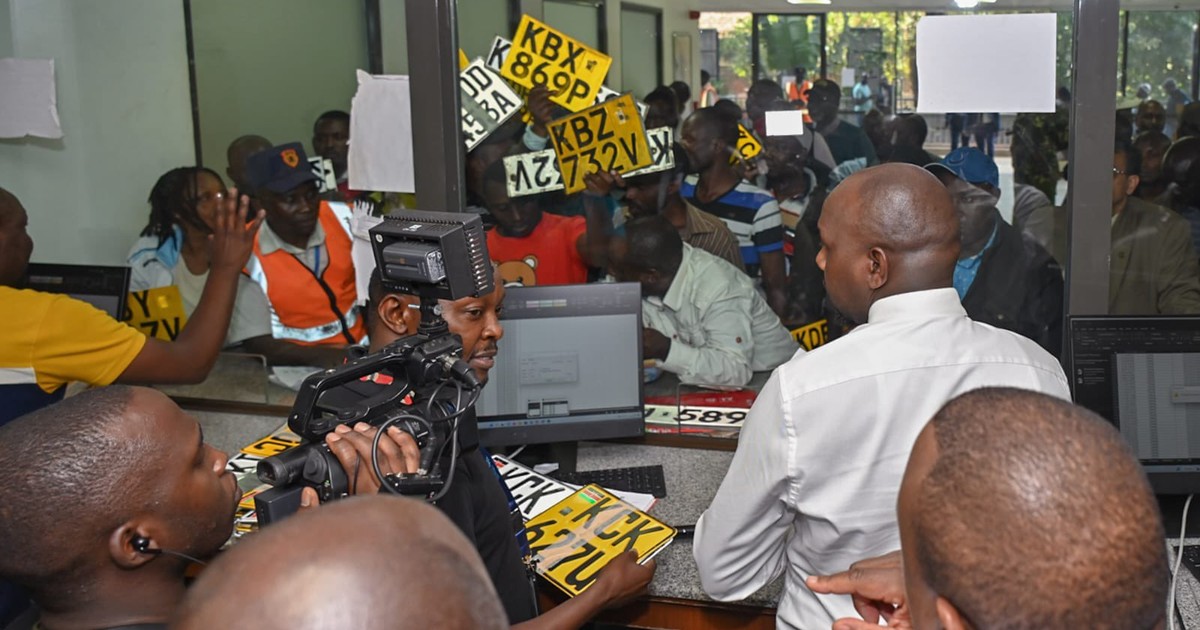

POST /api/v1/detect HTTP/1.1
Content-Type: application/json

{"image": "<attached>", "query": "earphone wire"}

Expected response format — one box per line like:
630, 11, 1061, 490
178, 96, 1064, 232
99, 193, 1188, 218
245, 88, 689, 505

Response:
1168, 493, 1192, 630
142, 546, 208, 566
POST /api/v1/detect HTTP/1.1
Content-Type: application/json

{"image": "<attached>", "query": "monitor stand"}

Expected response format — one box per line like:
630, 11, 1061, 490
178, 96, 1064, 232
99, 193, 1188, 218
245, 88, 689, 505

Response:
509, 441, 579, 474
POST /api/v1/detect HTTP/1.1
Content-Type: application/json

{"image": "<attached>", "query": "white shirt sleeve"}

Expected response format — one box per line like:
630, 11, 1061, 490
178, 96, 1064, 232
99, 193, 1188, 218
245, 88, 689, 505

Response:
227, 276, 273, 345
694, 370, 796, 599
658, 293, 756, 388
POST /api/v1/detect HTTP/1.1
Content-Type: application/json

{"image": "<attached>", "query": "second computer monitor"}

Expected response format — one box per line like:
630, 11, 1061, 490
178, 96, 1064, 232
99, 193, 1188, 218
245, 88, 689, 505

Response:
22, 263, 131, 320
475, 282, 645, 447
1069, 316, 1200, 494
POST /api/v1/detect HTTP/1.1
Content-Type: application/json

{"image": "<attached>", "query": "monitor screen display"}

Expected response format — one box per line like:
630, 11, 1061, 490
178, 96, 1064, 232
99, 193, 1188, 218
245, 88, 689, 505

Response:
475, 282, 644, 447
1069, 316, 1200, 493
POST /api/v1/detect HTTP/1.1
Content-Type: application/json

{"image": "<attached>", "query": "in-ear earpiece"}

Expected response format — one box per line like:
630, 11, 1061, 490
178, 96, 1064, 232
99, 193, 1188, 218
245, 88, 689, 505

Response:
129, 536, 207, 565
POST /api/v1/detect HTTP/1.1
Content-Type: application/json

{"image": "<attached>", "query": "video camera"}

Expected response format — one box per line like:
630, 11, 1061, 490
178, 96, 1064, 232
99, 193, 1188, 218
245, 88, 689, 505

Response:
253, 210, 495, 524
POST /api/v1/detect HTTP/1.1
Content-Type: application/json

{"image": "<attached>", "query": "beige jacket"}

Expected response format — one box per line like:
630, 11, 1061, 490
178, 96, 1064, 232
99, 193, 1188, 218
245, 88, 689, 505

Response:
1110, 196, 1200, 314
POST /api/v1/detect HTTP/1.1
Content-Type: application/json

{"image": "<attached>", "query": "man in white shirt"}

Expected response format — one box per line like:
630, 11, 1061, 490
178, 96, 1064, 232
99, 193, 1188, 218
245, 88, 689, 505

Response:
610, 215, 798, 388
805, 388, 1167, 630
692, 164, 1071, 629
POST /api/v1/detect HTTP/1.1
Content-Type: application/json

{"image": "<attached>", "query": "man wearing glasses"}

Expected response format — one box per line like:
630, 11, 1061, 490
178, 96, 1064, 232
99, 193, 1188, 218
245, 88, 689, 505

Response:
1110, 139, 1200, 314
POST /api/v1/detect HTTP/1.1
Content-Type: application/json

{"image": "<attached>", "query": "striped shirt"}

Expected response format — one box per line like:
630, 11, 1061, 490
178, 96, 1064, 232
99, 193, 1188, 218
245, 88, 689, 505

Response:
681, 176, 784, 270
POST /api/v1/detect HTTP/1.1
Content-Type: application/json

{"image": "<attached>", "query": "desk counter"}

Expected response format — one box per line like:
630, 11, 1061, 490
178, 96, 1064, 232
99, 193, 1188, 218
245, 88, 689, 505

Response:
191, 408, 1192, 630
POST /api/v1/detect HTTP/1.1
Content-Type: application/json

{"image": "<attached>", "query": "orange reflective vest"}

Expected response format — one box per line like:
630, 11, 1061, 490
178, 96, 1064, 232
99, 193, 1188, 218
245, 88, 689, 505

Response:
245, 201, 365, 346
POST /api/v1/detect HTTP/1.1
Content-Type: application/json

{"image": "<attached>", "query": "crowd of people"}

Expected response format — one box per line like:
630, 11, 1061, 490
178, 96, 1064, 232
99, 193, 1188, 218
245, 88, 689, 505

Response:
0, 34, 1184, 630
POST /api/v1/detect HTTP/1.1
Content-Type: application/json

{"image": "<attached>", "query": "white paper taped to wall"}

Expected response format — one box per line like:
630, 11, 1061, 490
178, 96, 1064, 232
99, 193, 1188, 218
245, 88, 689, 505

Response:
0, 58, 63, 139
765, 110, 807, 137
916, 14, 1057, 114
349, 70, 415, 193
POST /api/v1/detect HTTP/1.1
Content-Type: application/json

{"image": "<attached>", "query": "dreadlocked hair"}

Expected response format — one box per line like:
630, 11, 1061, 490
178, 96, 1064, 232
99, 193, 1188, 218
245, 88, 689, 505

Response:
140, 166, 223, 243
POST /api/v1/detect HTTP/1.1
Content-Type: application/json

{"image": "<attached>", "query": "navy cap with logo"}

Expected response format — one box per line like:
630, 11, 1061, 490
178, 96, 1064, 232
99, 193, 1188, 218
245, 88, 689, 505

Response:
925, 147, 1000, 189
245, 142, 319, 194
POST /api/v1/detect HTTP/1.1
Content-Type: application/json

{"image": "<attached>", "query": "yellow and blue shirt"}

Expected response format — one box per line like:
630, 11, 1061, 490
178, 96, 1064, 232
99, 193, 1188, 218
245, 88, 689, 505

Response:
0, 286, 145, 425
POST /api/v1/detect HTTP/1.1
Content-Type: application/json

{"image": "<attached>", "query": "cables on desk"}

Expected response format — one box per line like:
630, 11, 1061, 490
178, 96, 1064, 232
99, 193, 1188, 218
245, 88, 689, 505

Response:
1170, 493, 1193, 630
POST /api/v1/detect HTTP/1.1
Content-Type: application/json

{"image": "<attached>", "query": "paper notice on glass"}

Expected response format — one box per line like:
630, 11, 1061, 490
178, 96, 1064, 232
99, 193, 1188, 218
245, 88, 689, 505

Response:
916, 14, 1057, 114
765, 110, 807, 137
840, 67, 856, 89
0, 58, 63, 139
349, 70, 415, 193
349, 200, 384, 306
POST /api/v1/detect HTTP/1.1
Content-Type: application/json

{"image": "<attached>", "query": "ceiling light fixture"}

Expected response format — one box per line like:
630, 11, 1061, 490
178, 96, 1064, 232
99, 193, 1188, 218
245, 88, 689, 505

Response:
786, 0, 832, 5
954, 0, 981, 7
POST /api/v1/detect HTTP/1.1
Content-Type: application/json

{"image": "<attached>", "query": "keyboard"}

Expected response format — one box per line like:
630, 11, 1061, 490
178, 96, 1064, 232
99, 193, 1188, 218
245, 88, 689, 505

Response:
1179, 544, 1200, 582
553, 465, 668, 498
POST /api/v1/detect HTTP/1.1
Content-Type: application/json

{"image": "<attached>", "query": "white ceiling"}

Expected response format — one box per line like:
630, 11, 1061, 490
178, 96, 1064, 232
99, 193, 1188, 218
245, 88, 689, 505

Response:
687, 0, 1200, 11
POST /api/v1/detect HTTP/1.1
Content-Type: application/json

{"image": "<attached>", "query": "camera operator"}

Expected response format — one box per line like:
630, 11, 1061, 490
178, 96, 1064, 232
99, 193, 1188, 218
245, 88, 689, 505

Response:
296, 267, 655, 629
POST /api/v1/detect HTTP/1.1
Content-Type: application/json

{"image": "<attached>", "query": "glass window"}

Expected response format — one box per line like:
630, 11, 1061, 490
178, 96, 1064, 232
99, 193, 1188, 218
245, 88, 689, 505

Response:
1124, 10, 1198, 137
621, 6, 662, 98
190, 0, 369, 178
754, 14, 821, 98
698, 12, 752, 105
458, 0, 513, 60
543, 0, 605, 52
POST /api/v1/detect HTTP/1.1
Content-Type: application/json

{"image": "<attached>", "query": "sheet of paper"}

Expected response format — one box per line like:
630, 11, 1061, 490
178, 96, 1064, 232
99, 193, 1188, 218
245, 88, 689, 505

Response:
916, 14, 1057, 114
0, 58, 63, 139
765, 110, 807, 137
840, 67, 856, 89
269, 366, 323, 391
349, 202, 384, 306
349, 70, 415, 193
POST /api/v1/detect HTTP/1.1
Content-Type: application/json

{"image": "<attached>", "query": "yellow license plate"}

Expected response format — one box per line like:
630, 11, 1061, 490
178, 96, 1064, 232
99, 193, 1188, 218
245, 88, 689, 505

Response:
547, 94, 651, 194
501, 15, 612, 112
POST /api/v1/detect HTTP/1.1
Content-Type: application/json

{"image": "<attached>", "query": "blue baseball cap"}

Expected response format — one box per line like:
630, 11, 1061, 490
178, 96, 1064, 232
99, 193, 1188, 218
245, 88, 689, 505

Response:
925, 147, 999, 189
245, 142, 319, 194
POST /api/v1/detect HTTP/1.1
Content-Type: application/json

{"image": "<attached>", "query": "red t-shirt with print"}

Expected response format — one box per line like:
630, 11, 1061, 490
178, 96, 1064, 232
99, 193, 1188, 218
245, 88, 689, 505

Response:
487, 213, 588, 286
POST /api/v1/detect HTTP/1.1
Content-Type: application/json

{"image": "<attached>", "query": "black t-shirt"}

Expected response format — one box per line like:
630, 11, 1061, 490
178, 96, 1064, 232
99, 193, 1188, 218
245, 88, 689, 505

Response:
318, 378, 536, 624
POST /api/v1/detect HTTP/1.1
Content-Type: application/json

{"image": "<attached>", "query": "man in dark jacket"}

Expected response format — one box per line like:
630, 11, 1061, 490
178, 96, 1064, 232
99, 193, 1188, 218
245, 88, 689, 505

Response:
927, 148, 1065, 357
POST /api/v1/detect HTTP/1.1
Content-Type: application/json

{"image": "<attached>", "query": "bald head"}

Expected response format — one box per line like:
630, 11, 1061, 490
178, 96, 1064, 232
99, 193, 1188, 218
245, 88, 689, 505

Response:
172, 496, 507, 630
816, 164, 960, 322
900, 388, 1166, 630
225, 135, 273, 192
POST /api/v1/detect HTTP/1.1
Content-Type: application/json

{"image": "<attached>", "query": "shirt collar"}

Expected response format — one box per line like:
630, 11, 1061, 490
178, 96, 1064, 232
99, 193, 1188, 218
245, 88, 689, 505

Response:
867, 287, 967, 324
958, 218, 999, 268
681, 203, 711, 238
258, 214, 327, 256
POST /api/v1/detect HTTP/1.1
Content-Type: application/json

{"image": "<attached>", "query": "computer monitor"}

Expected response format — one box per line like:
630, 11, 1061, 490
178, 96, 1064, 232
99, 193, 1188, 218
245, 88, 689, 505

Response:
1069, 316, 1200, 495
21, 263, 131, 320
475, 282, 645, 447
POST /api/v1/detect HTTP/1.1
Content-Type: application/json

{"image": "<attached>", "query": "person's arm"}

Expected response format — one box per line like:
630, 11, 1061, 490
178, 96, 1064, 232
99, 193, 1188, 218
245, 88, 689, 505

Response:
655, 289, 757, 387
512, 552, 655, 630
760, 249, 788, 317
1156, 218, 1200, 314
298, 421, 424, 509
752, 198, 788, 316
577, 173, 616, 269
694, 371, 795, 598
806, 550, 913, 630
240, 335, 348, 368
118, 192, 264, 384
